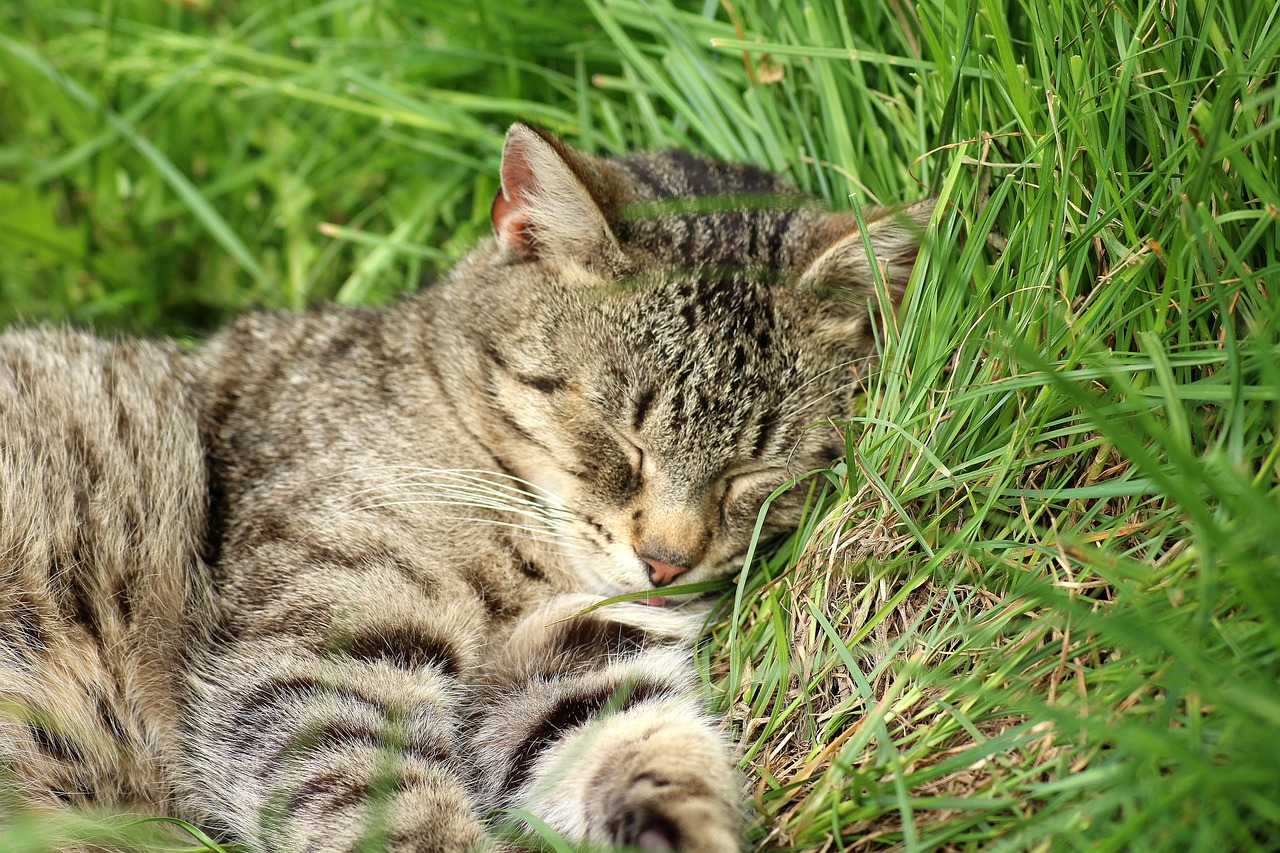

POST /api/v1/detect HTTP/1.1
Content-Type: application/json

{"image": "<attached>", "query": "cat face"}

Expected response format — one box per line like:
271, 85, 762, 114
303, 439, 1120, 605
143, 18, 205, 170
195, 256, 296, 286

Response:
447, 123, 930, 598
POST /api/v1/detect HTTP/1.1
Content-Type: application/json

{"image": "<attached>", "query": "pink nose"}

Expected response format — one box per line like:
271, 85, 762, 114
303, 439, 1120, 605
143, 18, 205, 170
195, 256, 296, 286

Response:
641, 557, 689, 587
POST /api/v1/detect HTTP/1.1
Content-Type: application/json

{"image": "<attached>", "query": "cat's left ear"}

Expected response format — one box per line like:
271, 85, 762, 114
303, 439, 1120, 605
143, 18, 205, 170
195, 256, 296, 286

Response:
490, 122, 620, 262
798, 200, 935, 306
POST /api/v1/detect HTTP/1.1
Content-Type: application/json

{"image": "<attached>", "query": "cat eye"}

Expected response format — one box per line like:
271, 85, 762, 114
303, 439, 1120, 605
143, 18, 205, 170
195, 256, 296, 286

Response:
610, 432, 645, 497
718, 468, 786, 527
624, 448, 644, 496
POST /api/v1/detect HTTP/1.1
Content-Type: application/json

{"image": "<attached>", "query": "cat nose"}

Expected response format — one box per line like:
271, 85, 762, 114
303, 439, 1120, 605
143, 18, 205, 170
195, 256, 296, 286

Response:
640, 556, 690, 587
635, 528, 706, 586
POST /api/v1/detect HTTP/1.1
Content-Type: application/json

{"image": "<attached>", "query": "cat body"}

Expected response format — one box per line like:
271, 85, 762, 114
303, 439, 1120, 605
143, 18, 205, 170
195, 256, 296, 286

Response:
0, 124, 929, 851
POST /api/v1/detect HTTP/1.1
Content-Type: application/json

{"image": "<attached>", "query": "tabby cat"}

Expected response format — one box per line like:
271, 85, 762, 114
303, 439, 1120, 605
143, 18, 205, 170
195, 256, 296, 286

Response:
0, 123, 929, 852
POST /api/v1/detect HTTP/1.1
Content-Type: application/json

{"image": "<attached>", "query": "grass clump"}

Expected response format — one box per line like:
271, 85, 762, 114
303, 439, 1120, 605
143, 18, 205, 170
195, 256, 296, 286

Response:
2, 0, 1278, 850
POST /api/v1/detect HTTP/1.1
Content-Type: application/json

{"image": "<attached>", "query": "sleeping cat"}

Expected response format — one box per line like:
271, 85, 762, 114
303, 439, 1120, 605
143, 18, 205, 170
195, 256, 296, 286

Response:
0, 123, 929, 852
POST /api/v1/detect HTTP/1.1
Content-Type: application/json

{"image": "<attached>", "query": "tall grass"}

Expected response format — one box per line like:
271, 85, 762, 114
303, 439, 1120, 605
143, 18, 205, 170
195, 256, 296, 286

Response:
2, 0, 1277, 850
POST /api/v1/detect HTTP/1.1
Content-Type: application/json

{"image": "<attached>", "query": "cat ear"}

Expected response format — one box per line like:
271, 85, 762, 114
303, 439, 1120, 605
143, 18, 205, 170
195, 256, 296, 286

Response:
798, 200, 934, 306
490, 122, 618, 262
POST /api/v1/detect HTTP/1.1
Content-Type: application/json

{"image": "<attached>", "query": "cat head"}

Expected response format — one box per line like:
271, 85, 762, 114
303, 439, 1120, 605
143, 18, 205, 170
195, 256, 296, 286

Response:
440, 122, 931, 599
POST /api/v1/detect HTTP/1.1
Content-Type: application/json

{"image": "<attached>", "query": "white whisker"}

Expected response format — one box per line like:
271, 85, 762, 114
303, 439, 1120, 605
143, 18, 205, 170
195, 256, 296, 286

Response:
316, 500, 592, 553
774, 356, 878, 412
781, 379, 869, 421
344, 493, 561, 527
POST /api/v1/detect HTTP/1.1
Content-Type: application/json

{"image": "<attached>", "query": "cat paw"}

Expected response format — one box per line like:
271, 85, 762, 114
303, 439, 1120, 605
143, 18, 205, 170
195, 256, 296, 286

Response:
506, 680, 742, 852
600, 770, 740, 853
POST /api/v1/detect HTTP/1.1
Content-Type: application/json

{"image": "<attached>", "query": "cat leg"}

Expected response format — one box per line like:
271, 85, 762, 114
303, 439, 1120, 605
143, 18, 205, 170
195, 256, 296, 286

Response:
471, 595, 741, 852
178, 591, 490, 853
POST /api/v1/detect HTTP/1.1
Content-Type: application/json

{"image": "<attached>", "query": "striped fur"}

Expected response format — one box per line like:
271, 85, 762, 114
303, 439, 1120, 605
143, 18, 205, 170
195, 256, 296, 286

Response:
0, 123, 930, 851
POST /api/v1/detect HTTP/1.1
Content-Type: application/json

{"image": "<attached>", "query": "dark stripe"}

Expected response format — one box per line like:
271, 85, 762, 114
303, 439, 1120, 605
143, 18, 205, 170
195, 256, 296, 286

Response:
756, 318, 773, 353
287, 766, 453, 821
345, 625, 460, 677
51, 776, 97, 805
513, 372, 567, 394
514, 556, 547, 582
260, 720, 375, 783
30, 723, 85, 764
95, 696, 129, 746
304, 718, 385, 756
678, 301, 696, 332
266, 715, 455, 782
65, 421, 104, 486
667, 386, 687, 433
477, 315, 556, 397
460, 566, 513, 618
583, 515, 615, 545
617, 155, 665, 199
232, 676, 390, 737
423, 346, 530, 486
499, 533, 548, 583
400, 735, 456, 768
323, 330, 359, 359
632, 386, 657, 430
527, 618, 657, 680
8, 595, 45, 660
492, 403, 553, 454
502, 679, 677, 794
554, 618, 651, 664
114, 400, 132, 442
114, 571, 135, 624
767, 208, 796, 265
751, 416, 777, 459
482, 341, 509, 371
286, 769, 373, 816
202, 454, 229, 569
60, 566, 101, 643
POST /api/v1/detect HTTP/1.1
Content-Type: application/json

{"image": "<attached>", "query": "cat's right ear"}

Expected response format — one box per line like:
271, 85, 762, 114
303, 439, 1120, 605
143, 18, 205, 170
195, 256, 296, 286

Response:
491, 123, 619, 262
798, 200, 935, 306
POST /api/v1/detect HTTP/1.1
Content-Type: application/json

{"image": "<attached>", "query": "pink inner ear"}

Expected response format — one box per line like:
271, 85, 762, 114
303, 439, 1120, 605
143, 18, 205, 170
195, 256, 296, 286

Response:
490, 189, 534, 256
492, 135, 542, 256
500, 143, 538, 206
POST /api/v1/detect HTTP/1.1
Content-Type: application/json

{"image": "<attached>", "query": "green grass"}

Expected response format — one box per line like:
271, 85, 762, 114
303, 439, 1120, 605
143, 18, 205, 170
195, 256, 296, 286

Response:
2, 0, 1278, 850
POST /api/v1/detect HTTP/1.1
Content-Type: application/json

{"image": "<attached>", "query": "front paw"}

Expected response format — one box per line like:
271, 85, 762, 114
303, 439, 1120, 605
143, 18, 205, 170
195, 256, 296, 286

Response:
604, 771, 739, 853
566, 705, 740, 853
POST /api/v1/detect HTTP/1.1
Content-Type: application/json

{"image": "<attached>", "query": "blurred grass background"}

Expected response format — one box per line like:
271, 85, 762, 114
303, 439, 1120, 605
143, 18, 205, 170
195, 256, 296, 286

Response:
2, 0, 1278, 851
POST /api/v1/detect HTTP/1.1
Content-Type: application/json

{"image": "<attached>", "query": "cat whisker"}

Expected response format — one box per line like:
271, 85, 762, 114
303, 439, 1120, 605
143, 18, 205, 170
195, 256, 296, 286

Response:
318, 500, 592, 553
340, 494, 591, 543
313, 469, 576, 524
344, 494, 568, 529
313, 466, 557, 503
325, 482, 564, 522
772, 356, 877, 413
780, 379, 870, 421
314, 471, 572, 514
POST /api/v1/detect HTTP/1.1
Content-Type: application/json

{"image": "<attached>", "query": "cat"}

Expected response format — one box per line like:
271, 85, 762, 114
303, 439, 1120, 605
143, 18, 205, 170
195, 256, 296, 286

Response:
0, 122, 930, 852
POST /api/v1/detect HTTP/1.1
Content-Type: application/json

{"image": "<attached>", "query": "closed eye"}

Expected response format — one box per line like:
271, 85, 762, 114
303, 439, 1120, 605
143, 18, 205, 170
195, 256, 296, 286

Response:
609, 430, 646, 497
718, 468, 788, 526
625, 447, 644, 495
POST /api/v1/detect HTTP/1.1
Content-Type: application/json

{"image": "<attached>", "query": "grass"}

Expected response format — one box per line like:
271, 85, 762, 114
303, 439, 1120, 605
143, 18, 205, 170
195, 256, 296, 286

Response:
2, 0, 1278, 850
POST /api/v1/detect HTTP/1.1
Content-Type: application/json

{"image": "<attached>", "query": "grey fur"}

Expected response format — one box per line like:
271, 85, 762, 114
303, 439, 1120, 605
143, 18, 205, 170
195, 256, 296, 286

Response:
0, 123, 929, 852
